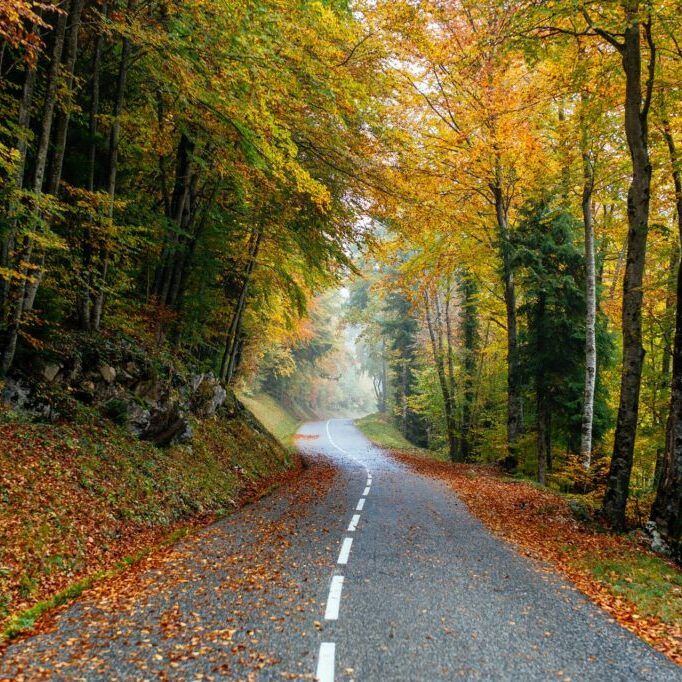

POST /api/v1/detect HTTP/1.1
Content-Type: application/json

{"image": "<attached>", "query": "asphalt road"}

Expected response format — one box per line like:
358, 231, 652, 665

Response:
1, 419, 680, 681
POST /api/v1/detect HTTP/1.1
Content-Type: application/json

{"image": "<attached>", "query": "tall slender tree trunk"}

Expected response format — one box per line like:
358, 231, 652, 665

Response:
536, 292, 551, 484
87, 5, 106, 193
24, 0, 86, 319
219, 229, 262, 383
537, 392, 550, 486
650, 118, 682, 547
93, 34, 131, 330
46, 0, 86, 195
602, 3, 655, 530
662, 246, 680, 382
380, 344, 388, 413
492, 179, 522, 464
1, 62, 37, 305
459, 272, 478, 461
424, 290, 458, 462
154, 133, 194, 306
580, 113, 597, 469
77, 6, 107, 330
2, 1, 71, 373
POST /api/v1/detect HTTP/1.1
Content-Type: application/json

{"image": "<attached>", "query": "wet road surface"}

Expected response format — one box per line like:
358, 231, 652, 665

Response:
1, 419, 679, 680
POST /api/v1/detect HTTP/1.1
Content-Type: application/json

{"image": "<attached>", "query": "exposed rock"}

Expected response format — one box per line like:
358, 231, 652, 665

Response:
99, 365, 117, 383
189, 372, 227, 418
134, 378, 162, 402
1, 378, 32, 410
1, 378, 58, 421
645, 521, 670, 555
140, 400, 191, 446
124, 361, 139, 375
568, 499, 591, 523
127, 402, 152, 437
42, 363, 61, 382
3, 336, 234, 448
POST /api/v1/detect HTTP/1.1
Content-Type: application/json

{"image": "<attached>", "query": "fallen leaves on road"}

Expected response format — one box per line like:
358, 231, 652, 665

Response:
1, 456, 337, 679
0, 411, 299, 645
393, 452, 682, 665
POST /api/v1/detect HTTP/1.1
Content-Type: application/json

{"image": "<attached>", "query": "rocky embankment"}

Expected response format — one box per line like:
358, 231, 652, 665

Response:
1, 333, 259, 446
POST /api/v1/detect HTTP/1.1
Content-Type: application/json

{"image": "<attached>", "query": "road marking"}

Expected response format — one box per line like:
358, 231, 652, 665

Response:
325, 576, 344, 620
325, 419, 369, 474
337, 538, 353, 565
316, 642, 335, 682
363, 485, 371, 496
356, 498, 365, 511
347, 514, 360, 531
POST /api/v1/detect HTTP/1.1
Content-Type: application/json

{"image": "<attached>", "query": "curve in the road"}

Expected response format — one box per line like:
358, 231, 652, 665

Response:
0, 418, 679, 681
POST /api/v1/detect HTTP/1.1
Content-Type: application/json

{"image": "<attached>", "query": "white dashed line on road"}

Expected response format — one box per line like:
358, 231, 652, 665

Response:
337, 538, 353, 565
325, 576, 344, 620
316, 642, 335, 682
325, 419, 369, 474
316, 420, 374, 681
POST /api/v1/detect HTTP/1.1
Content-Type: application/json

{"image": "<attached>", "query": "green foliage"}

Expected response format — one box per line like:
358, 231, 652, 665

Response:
513, 200, 614, 456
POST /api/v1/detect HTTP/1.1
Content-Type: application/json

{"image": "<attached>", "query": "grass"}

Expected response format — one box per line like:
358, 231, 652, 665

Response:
239, 392, 302, 448
579, 553, 682, 625
354, 412, 444, 457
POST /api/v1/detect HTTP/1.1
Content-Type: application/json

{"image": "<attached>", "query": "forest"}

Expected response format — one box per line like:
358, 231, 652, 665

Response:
0, 0, 681, 567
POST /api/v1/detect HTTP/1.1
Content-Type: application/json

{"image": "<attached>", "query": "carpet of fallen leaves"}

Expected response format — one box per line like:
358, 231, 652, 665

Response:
1, 455, 336, 680
0, 409, 296, 640
392, 451, 682, 665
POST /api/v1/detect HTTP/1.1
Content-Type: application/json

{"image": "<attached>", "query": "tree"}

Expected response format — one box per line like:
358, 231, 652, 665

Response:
514, 200, 613, 483
585, 2, 658, 530
651, 104, 682, 550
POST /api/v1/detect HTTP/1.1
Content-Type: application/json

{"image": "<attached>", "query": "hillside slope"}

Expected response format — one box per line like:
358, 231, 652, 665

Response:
238, 392, 303, 448
0, 335, 296, 641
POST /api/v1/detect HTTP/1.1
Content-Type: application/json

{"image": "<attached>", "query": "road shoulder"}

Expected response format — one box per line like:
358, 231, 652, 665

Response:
390, 449, 682, 665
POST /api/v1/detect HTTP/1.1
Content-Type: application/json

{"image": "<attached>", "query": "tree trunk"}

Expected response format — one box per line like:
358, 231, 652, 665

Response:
460, 272, 478, 461
425, 290, 458, 462
602, 3, 655, 530
91, 33, 131, 330
662, 245, 680, 382
0, 62, 37, 305
2, 2, 70, 372
537, 392, 550, 486
536, 292, 550, 484
219, 229, 262, 383
380, 342, 388, 413
492, 180, 522, 464
650, 117, 682, 547
87, 2, 107, 192
46, 0, 86, 195
154, 133, 194, 305
32, 1, 71, 195
580, 116, 597, 469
